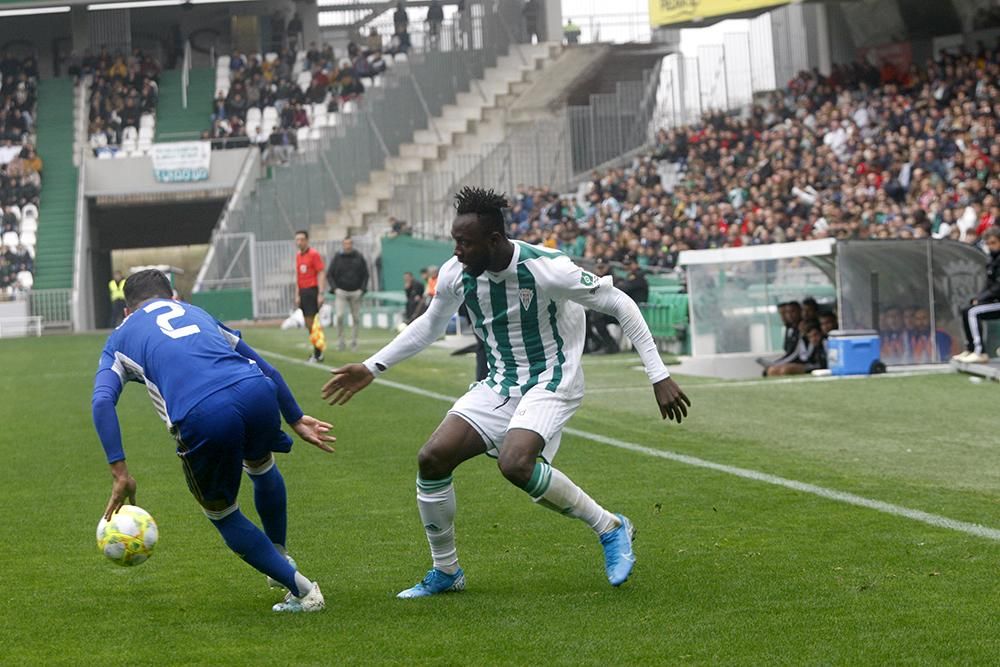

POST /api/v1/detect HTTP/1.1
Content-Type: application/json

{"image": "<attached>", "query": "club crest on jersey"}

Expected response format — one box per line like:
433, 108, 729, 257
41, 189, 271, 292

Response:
519, 288, 534, 310
580, 271, 597, 286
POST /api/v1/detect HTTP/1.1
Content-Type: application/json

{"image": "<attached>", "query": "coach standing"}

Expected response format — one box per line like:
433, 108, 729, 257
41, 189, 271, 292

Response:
295, 230, 326, 362
326, 237, 369, 351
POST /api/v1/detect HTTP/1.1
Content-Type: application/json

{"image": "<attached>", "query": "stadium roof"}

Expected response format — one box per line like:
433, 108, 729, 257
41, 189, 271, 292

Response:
0, 0, 258, 15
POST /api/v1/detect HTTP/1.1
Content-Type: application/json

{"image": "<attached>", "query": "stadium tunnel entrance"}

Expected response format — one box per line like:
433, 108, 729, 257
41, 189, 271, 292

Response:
86, 198, 225, 329
77, 148, 254, 330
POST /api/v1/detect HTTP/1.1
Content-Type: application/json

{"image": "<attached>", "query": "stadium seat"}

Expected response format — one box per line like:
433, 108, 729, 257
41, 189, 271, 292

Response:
314, 114, 328, 128
2, 231, 19, 251
297, 126, 310, 145
19, 229, 35, 248
21, 203, 37, 221
297, 71, 312, 92
309, 127, 321, 141
7, 205, 20, 222
122, 126, 138, 144
311, 103, 326, 120
139, 114, 155, 130
265, 52, 279, 63
217, 55, 231, 69
138, 126, 154, 141
19, 216, 37, 234
16, 270, 32, 290
342, 100, 357, 114
262, 106, 278, 127
247, 107, 262, 127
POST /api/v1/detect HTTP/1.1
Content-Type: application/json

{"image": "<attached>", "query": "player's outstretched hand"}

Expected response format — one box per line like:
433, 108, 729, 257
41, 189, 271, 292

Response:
653, 377, 691, 424
292, 415, 337, 452
104, 461, 137, 521
321, 364, 374, 406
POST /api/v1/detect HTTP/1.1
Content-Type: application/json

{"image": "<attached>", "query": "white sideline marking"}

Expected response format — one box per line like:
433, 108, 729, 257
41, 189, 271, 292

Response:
587, 370, 951, 393
261, 348, 1000, 543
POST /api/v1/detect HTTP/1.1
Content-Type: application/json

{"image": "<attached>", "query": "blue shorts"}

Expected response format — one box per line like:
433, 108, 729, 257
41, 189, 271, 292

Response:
173, 376, 293, 508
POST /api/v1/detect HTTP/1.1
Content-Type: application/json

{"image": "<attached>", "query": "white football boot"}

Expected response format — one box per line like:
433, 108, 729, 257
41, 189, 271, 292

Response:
272, 582, 325, 613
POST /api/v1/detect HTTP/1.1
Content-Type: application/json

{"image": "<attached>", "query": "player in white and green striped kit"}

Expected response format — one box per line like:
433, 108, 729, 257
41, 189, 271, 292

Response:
323, 187, 690, 597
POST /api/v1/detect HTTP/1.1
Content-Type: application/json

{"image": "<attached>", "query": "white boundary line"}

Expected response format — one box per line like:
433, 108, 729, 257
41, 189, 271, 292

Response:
587, 370, 952, 393
260, 348, 1000, 543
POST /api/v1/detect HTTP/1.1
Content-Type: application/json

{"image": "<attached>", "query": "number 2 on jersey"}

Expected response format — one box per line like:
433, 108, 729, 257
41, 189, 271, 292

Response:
143, 301, 201, 339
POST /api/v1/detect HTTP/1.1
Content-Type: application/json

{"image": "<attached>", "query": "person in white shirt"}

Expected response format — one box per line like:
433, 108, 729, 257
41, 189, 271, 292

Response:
323, 187, 690, 598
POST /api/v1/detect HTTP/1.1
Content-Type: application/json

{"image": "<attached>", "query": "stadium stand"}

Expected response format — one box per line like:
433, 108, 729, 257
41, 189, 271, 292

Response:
507, 43, 1000, 270
208, 42, 394, 154
0, 52, 41, 296
85, 48, 162, 158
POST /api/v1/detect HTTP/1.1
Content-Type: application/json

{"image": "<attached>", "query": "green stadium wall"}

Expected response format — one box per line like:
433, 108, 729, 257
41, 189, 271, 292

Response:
190, 289, 254, 322
380, 236, 453, 291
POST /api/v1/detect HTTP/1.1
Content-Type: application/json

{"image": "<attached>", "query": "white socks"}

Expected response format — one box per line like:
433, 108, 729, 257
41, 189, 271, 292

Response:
526, 462, 620, 536
416, 476, 459, 575
294, 572, 314, 597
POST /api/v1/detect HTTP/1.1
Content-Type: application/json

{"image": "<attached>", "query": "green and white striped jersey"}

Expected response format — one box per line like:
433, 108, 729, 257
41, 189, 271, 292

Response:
364, 241, 669, 398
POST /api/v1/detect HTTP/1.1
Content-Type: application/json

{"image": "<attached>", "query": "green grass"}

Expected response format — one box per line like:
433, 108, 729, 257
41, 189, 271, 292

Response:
1, 328, 999, 665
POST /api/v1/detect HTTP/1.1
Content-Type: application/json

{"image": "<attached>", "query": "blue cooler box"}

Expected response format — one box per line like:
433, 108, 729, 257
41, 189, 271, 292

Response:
827, 329, 881, 376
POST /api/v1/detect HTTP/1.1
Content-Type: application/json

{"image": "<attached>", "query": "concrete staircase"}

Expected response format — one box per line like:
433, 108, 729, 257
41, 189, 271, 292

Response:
312, 42, 562, 242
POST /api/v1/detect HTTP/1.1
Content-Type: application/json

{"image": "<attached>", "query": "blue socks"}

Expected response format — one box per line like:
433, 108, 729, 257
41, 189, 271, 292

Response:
247, 463, 288, 549
210, 510, 300, 596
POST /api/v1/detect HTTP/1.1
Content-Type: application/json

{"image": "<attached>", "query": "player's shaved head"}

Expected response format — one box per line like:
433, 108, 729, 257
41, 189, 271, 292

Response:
124, 269, 173, 310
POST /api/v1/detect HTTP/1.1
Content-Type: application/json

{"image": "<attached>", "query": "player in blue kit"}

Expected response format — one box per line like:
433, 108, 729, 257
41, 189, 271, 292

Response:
91, 269, 335, 613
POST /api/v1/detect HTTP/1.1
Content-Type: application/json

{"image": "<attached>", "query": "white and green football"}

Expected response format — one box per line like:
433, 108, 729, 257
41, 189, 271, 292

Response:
96, 505, 159, 567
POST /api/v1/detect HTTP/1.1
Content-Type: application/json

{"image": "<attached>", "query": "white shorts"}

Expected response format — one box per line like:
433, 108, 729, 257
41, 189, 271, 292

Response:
448, 382, 582, 462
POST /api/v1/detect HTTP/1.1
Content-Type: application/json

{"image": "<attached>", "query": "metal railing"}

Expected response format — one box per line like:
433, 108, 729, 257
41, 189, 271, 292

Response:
181, 40, 192, 110
29, 289, 73, 329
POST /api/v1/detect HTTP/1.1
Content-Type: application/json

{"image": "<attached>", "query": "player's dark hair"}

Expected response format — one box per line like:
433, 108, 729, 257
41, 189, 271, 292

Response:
295, 229, 309, 239
124, 269, 172, 309
984, 227, 1000, 242
454, 186, 508, 237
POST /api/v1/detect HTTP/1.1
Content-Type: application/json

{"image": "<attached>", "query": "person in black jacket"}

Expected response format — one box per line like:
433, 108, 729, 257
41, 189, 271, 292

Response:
955, 228, 1000, 363
326, 238, 369, 351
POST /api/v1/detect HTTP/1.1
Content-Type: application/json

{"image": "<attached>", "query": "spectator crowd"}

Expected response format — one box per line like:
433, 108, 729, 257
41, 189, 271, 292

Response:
502, 42, 1000, 273
84, 47, 161, 155
208, 40, 393, 153
0, 51, 41, 296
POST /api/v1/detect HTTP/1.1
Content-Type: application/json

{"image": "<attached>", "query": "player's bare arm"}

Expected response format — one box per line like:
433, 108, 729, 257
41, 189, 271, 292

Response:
321, 364, 374, 405
291, 415, 337, 451
103, 460, 137, 521
653, 378, 691, 424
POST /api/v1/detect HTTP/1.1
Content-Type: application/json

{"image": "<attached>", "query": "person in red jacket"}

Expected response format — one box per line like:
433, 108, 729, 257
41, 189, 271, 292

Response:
294, 229, 326, 362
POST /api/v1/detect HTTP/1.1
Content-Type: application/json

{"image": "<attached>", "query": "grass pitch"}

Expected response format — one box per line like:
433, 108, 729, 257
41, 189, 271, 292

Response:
1, 327, 998, 665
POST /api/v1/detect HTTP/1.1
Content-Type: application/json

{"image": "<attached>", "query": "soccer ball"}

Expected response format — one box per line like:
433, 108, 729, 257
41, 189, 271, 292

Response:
96, 505, 159, 566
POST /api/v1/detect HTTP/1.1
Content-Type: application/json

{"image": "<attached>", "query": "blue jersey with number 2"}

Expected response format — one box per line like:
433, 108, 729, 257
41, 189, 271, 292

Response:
95, 299, 264, 429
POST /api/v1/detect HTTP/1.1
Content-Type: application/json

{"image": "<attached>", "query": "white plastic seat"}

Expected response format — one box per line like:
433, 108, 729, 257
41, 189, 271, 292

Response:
19, 216, 37, 234
122, 126, 138, 143
137, 138, 153, 153
19, 229, 35, 248
21, 203, 37, 221
138, 126, 154, 141
247, 107, 262, 126
2, 231, 18, 250
120, 139, 137, 154
313, 114, 328, 128
296, 126, 310, 144
217, 55, 231, 69
96, 150, 113, 159
265, 52, 279, 63
139, 114, 155, 129
262, 106, 278, 126
113, 150, 128, 158
342, 100, 357, 114
16, 270, 33, 290
311, 103, 326, 119
308, 127, 321, 140
7, 205, 21, 221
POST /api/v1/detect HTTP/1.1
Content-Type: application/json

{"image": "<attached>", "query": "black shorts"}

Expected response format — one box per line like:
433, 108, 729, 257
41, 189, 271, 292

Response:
299, 287, 319, 317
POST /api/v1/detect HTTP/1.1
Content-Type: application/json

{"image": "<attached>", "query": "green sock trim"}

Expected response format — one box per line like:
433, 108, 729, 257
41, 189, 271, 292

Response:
523, 462, 552, 498
417, 475, 453, 493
